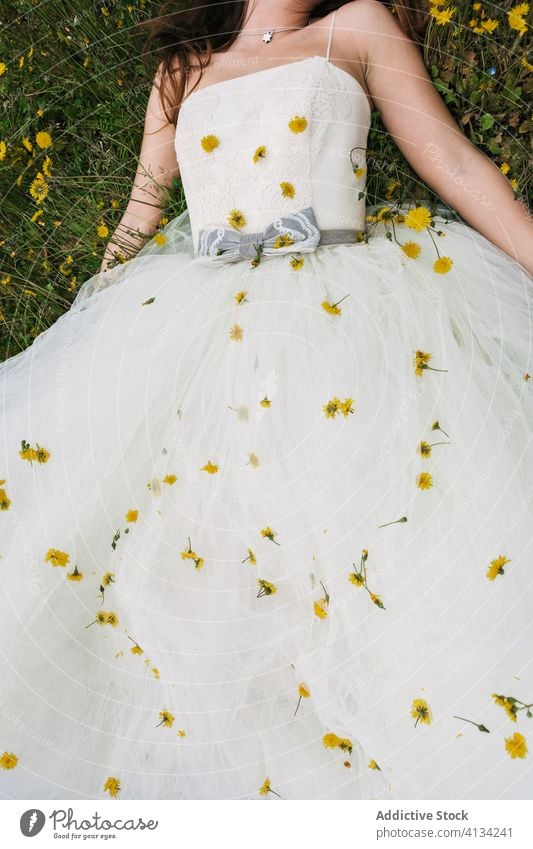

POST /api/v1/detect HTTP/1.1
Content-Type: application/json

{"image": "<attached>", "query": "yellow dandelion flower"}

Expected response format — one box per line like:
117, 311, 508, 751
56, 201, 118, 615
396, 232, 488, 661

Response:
431, 5, 456, 25
67, 565, 83, 581
418, 440, 432, 458
314, 598, 328, 619
272, 233, 294, 249
201, 461, 219, 474
321, 301, 341, 316
504, 700, 519, 722
505, 731, 528, 759
348, 571, 365, 586
288, 115, 308, 133
486, 554, 511, 580
130, 643, 143, 655
405, 206, 433, 232
368, 759, 381, 770
294, 683, 311, 715
0, 63, 6, 76
508, 3, 529, 35
177, 728, 186, 737
248, 452, 260, 468
105, 612, 119, 627
152, 667, 160, 679
35, 130, 52, 149
257, 578, 277, 597
126, 509, 138, 523
19, 439, 50, 464
260, 396, 271, 408
228, 209, 246, 230
45, 548, 70, 567
229, 324, 244, 342
0, 752, 19, 770
0, 487, 11, 511
500, 162, 511, 175
259, 777, 282, 797
401, 241, 421, 259
322, 732, 353, 755
354, 166, 365, 179
370, 592, 385, 609
200, 134, 220, 153
339, 397, 355, 417
181, 537, 205, 570
280, 181, 295, 198
102, 571, 115, 587
97, 223, 109, 239
103, 776, 121, 798
416, 471, 433, 490
253, 145, 267, 163
323, 397, 341, 419
260, 526, 279, 544
156, 710, 175, 728
0, 140, 7, 161
22, 136, 33, 153
242, 548, 257, 565
234, 290, 248, 304
414, 349, 448, 377
28, 173, 48, 204
411, 698, 432, 726
153, 232, 167, 246
290, 256, 305, 269
163, 474, 177, 485
321, 293, 349, 316
434, 256, 453, 274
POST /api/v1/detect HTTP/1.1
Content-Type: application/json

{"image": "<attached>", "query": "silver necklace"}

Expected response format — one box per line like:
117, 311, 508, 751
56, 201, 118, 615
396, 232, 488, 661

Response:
236, 18, 311, 44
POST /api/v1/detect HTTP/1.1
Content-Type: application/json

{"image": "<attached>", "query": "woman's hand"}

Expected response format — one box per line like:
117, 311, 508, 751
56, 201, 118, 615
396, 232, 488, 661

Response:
341, 0, 533, 274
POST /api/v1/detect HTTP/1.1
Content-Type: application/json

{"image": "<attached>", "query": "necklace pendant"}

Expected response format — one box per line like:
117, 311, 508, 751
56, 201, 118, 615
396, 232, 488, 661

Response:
262, 30, 273, 44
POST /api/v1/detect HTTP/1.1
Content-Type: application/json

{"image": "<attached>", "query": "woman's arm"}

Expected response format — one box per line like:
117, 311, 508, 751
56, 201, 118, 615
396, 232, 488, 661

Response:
342, 0, 533, 275
100, 62, 181, 272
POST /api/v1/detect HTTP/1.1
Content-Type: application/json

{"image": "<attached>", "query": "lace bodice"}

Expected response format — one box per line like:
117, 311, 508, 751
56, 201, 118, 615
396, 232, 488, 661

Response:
174, 55, 372, 256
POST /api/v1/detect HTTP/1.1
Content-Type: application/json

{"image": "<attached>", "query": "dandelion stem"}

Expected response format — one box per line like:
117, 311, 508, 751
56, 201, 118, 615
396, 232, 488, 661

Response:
378, 516, 408, 528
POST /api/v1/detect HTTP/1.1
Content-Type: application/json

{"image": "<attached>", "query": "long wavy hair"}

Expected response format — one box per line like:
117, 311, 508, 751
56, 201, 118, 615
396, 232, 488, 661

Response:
134, 1, 429, 125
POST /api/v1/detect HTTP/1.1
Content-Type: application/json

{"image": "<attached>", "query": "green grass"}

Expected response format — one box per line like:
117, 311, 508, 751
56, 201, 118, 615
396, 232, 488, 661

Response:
0, 0, 531, 359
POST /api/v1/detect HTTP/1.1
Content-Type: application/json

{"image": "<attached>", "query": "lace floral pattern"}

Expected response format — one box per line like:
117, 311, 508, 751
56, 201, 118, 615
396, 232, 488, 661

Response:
174, 57, 369, 253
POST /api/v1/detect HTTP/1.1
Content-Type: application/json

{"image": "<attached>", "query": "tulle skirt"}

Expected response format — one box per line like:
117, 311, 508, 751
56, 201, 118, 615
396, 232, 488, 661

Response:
1, 208, 532, 800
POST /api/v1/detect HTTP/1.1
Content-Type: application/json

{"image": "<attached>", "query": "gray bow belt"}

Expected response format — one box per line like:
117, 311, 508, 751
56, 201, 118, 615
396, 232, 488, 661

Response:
196, 206, 363, 265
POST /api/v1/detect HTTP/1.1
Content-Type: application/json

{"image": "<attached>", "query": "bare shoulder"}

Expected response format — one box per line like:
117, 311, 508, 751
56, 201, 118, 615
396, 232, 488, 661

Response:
334, 0, 411, 62
336, 0, 406, 30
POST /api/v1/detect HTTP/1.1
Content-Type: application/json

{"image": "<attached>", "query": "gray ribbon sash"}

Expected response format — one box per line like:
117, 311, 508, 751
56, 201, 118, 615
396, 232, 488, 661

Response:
196, 206, 362, 265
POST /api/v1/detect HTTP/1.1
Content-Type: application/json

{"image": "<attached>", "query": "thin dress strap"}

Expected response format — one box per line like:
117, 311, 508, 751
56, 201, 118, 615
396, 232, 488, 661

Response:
326, 9, 337, 62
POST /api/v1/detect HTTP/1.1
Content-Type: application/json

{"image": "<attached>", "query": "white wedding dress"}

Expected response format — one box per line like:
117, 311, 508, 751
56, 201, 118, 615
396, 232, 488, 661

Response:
1, 21, 533, 801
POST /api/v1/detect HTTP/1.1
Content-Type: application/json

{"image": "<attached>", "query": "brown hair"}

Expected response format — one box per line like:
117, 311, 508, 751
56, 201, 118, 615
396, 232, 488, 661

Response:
134, 1, 429, 126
